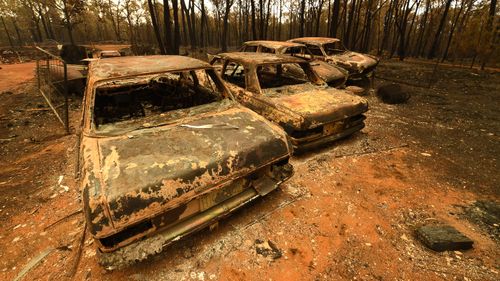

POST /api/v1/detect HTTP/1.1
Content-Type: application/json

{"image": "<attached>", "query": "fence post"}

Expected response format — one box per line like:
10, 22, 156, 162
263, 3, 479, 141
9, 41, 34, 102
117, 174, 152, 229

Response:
63, 62, 69, 134
36, 59, 40, 91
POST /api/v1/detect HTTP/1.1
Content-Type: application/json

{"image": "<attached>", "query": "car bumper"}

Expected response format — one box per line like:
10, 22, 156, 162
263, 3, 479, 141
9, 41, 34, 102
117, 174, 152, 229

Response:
96, 161, 293, 269
290, 115, 366, 152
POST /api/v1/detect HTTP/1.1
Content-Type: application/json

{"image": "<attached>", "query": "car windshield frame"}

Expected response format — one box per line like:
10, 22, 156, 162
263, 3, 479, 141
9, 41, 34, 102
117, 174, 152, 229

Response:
85, 66, 231, 136
221, 59, 324, 94
322, 42, 348, 56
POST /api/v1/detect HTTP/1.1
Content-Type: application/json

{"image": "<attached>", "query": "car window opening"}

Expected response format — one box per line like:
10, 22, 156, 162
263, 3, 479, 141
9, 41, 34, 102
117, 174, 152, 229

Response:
323, 42, 347, 55
223, 62, 246, 88
93, 71, 222, 127
257, 63, 309, 89
242, 45, 257, 52
306, 45, 324, 56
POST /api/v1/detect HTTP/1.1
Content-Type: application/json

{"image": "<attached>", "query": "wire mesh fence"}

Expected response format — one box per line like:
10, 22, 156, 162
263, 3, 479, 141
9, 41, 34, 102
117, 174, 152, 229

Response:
35, 46, 69, 134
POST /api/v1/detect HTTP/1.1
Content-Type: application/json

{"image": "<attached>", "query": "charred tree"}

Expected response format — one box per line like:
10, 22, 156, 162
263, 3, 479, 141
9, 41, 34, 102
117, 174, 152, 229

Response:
163, 0, 173, 53
172, 0, 180, 54
428, 0, 453, 59
250, 0, 257, 39
147, 0, 166, 54
1, 16, 14, 48
299, 0, 306, 37
221, 0, 235, 51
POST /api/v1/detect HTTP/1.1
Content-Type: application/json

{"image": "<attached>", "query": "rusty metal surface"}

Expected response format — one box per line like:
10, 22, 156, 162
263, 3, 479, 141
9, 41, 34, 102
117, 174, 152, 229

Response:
218, 52, 306, 66
289, 37, 379, 77
89, 55, 213, 82
327, 51, 379, 77
99, 187, 260, 269
79, 56, 293, 260
82, 106, 292, 236
216, 54, 368, 149
309, 61, 348, 87
238, 41, 348, 87
241, 40, 306, 53
289, 37, 341, 45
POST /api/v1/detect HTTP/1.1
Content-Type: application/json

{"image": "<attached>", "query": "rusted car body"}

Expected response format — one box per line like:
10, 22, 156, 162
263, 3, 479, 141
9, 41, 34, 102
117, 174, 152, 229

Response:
289, 37, 379, 79
213, 52, 368, 151
239, 40, 348, 87
79, 55, 294, 268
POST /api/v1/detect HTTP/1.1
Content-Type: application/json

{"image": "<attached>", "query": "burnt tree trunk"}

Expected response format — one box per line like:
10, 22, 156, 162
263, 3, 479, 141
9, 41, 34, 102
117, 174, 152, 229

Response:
1, 16, 14, 48
147, 0, 166, 54
251, 0, 257, 40
441, 0, 466, 62
199, 0, 206, 48
480, 0, 498, 69
221, 0, 234, 51
299, 0, 306, 37
172, 0, 181, 54
163, 0, 173, 53
344, 0, 356, 48
428, 0, 453, 59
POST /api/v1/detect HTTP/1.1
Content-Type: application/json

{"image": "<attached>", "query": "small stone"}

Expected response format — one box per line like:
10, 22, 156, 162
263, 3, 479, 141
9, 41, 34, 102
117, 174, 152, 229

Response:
400, 234, 409, 241
416, 225, 473, 251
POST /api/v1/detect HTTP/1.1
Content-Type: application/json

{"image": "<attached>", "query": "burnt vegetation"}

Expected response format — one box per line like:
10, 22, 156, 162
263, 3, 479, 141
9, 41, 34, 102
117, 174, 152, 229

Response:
0, 0, 498, 68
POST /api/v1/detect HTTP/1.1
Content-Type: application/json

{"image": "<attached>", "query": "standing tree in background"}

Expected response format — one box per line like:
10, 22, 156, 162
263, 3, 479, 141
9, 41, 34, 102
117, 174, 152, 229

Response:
299, 0, 305, 37
428, 0, 453, 59
147, 0, 166, 54
172, 0, 180, 54
53, 0, 85, 45
221, 0, 235, 51
329, 0, 341, 37
163, 0, 173, 53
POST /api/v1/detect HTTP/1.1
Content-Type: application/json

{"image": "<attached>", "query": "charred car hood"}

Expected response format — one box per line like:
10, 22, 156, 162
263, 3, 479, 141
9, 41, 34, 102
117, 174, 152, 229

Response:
84, 106, 290, 233
310, 60, 348, 84
266, 85, 368, 129
328, 51, 378, 72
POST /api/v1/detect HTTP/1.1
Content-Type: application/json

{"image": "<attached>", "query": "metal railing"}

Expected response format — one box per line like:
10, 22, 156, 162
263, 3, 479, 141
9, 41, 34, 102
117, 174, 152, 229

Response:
35, 46, 70, 134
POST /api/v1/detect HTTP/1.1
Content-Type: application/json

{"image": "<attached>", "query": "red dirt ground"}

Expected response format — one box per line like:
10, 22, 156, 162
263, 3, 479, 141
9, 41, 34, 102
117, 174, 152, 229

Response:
0, 63, 36, 92
0, 60, 498, 281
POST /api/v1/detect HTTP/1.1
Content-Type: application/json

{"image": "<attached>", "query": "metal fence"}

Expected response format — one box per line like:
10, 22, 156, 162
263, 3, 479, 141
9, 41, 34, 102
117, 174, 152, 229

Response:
35, 46, 70, 134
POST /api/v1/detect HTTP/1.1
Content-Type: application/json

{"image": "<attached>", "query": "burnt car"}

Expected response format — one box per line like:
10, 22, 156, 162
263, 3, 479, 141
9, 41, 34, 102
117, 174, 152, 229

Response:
289, 37, 379, 79
213, 52, 368, 151
79, 55, 294, 268
240, 40, 348, 87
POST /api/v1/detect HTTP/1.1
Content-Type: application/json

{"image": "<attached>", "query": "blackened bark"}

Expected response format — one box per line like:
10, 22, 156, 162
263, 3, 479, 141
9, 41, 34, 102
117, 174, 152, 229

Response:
163, 0, 173, 53
428, 0, 453, 59
147, 0, 166, 54
172, 0, 180, 54
250, 0, 257, 40
221, 0, 234, 51
1, 16, 14, 48
299, 0, 306, 37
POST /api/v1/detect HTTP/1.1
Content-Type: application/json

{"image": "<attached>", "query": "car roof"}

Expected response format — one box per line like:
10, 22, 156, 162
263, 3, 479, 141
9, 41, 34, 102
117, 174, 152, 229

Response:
218, 52, 307, 65
289, 37, 340, 45
99, 50, 120, 54
243, 40, 305, 49
90, 55, 212, 81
